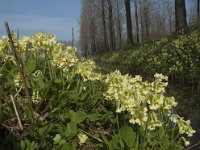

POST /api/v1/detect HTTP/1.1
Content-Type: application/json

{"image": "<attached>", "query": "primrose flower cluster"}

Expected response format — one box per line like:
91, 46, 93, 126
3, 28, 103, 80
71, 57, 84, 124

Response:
0, 33, 101, 81
52, 46, 78, 71
170, 114, 196, 146
104, 71, 195, 142
75, 60, 101, 81
52, 45, 101, 81
0, 33, 56, 54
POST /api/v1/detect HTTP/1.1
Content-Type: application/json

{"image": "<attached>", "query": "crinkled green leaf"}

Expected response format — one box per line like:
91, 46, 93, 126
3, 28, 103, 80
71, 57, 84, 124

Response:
120, 125, 136, 148
71, 111, 87, 124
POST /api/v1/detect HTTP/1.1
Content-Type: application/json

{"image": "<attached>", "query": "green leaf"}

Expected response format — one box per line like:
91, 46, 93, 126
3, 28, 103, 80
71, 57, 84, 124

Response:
58, 91, 69, 101
64, 122, 77, 138
60, 143, 72, 150
38, 125, 49, 137
159, 126, 165, 139
108, 135, 121, 150
87, 113, 102, 122
20, 140, 26, 150
58, 90, 70, 107
120, 125, 136, 148
79, 92, 88, 100
133, 136, 139, 150
26, 55, 36, 75
69, 90, 79, 101
29, 141, 38, 150
71, 111, 87, 124
35, 77, 45, 90
53, 134, 62, 144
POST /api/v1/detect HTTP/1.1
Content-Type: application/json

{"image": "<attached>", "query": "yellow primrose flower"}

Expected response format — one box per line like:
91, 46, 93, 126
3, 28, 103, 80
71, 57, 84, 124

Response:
148, 94, 164, 110
154, 73, 168, 81
78, 133, 88, 145
164, 97, 177, 110
129, 107, 148, 126
180, 137, 190, 146
171, 114, 195, 137
14, 74, 21, 87
147, 112, 162, 130
0, 36, 9, 54
19, 36, 31, 51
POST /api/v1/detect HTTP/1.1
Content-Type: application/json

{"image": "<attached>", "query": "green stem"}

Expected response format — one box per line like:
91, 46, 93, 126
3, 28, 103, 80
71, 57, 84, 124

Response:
81, 130, 103, 143
171, 123, 176, 143
47, 58, 53, 80
38, 124, 52, 148
116, 113, 123, 150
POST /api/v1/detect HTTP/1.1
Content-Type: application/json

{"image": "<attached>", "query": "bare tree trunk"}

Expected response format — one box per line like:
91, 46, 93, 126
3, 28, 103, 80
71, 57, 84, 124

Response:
143, 0, 149, 40
175, 0, 187, 32
140, 4, 145, 42
169, 15, 173, 34
197, 0, 200, 24
80, 0, 89, 57
107, 0, 115, 51
72, 27, 74, 47
102, 0, 108, 52
117, 0, 122, 48
134, 0, 139, 43
90, 17, 97, 54
124, 0, 133, 45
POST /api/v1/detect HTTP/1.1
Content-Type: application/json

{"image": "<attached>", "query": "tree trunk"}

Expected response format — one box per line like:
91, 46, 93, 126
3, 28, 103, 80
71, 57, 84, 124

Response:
102, 0, 108, 52
169, 15, 173, 34
143, 0, 149, 40
107, 0, 115, 51
124, 0, 133, 45
90, 17, 97, 54
134, 0, 139, 43
175, 0, 187, 32
72, 27, 74, 47
140, 2, 145, 42
197, 0, 200, 24
117, 0, 122, 48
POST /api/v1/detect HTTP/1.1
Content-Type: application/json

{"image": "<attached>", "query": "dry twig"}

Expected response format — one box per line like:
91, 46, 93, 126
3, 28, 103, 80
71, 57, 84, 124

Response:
10, 95, 23, 130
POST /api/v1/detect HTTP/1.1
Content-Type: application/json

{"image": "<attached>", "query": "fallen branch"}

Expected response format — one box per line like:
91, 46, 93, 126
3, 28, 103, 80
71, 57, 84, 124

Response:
10, 95, 23, 130
0, 123, 19, 137
14, 84, 24, 98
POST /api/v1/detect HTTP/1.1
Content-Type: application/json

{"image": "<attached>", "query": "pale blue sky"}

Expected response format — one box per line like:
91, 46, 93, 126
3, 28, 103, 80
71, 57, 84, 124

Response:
0, 0, 81, 41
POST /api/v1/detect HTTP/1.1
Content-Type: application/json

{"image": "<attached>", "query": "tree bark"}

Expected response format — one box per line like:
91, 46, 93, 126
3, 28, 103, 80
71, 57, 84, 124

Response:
117, 0, 122, 48
169, 15, 173, 34
102, 0, 108, 52
107, 0, 115, 51
80, 0, 91, 57
134, 0, 139, 43
90, 17, 97, 55
197, 0, 200, 24
175, 0, 187, 32
72, 27, 74, 47
124, 0, 133, 45
139, 1, 145, 42
143, 0, 150, 40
